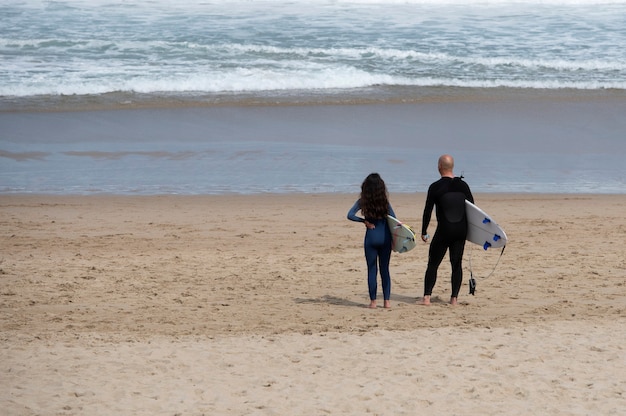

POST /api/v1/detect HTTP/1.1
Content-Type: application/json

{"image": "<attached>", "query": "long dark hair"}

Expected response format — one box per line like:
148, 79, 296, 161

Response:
360, 173, 389, 219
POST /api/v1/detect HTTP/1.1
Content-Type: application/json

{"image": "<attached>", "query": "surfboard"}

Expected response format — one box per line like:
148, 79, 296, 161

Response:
465, 200, 508, 250
387, 215, 417, 253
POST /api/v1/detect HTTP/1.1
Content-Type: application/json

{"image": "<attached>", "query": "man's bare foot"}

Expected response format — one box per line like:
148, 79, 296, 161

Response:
384, 300, 391, 309
450, 297, 458, 305
417, 295, 431, 306
369, 300, 377, 309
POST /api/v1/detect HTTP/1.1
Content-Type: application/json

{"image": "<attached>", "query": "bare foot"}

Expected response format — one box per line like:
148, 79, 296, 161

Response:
417, 295, 431, 306
384, 300, 391, 309
449, 297, 458, 306
368, 300, 377, 309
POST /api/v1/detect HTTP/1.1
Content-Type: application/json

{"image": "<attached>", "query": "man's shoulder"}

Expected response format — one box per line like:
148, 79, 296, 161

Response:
429, 177, 448, 186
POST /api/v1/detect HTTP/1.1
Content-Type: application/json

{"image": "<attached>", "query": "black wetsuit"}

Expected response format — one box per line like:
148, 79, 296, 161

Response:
421, 177, 474, 298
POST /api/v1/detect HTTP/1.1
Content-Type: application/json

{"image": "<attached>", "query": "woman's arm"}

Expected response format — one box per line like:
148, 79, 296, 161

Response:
347, 199, 364, 222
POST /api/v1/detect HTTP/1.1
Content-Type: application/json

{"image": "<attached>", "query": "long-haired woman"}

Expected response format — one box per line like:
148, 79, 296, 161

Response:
347, 173, 396, 308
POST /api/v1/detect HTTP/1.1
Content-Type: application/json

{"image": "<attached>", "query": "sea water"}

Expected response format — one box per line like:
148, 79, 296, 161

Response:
2, 0, 625, 96
1, 0, 625, 195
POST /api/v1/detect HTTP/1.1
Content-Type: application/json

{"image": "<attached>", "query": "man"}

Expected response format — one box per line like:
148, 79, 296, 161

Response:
419, 154, 474, 305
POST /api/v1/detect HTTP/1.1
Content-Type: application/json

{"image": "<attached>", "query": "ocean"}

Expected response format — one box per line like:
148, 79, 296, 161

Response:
1, 0, 625, 195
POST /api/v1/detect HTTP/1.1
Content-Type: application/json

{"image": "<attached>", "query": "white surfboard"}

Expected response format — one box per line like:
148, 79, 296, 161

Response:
387, 215, 417, 253
465, 200, 508, 250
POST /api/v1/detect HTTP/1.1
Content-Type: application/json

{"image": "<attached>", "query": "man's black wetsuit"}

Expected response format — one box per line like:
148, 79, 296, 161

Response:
421, 176, 474, 298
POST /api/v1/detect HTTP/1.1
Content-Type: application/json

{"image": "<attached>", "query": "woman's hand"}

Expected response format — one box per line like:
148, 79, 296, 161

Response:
364, 220, 375, 230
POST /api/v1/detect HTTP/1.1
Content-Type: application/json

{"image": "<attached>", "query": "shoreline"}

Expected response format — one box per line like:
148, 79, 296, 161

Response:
2, 86, 625, 113
2, 191, 626, 196
2, 191, 625, 198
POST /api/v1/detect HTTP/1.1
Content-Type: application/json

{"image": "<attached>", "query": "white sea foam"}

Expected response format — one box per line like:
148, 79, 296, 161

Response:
3, 71, 625, 98
9, 0, 626, 4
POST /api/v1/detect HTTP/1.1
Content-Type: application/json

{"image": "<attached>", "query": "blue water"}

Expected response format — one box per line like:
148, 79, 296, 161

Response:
3, 143, 623, 195
1, 0, 625, 195
2, 100, 625, 194
5, 141, 624, 195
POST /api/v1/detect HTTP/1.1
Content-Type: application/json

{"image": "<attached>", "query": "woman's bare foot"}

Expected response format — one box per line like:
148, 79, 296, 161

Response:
417, 295, 431, 306
384, 300, 391, 308
368, 300, 377, 309
450, 297, 458, 305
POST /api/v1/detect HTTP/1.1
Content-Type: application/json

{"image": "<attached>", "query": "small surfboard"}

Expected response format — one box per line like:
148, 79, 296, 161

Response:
387, 215, 417, 253
465, 200, 508, 250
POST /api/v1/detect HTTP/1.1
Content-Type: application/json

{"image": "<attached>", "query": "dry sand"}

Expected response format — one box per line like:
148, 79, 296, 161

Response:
1, 193, 625, 415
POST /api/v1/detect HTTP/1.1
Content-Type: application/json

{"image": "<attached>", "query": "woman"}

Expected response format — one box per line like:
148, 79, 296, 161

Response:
347, 173, 396, 309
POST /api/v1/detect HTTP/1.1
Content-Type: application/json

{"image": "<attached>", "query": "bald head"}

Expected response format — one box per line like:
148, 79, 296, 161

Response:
438, 154, 454, 177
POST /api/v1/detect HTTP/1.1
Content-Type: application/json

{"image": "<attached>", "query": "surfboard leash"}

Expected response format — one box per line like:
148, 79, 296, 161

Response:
468, 244, 506, 295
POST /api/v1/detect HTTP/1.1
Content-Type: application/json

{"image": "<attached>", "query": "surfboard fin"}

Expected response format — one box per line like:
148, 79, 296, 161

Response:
493, 234, 502, 242
483, 241, 492, 250
482, 217, 491, 224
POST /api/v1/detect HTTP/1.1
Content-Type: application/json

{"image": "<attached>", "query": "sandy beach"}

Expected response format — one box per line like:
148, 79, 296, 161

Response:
1, 192, 624, 415
3, 1, 625, 413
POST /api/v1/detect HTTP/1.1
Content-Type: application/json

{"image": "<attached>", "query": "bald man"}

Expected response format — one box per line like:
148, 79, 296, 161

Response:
419, 155, 474, 305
